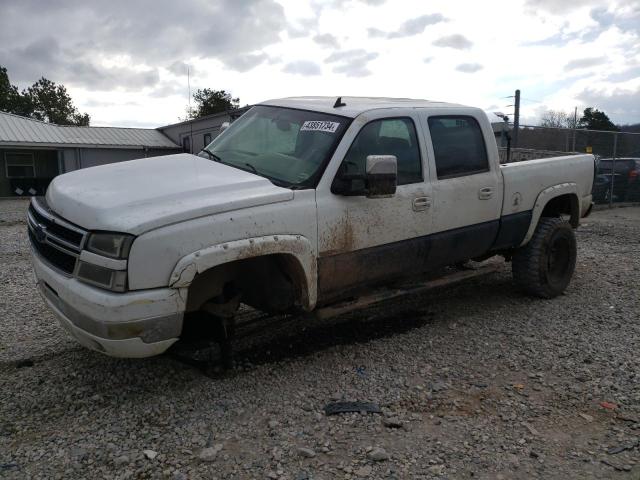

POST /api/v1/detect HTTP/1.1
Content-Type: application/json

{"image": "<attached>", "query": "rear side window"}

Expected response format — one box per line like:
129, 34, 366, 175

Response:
342, 117, 422, 185
428, 116, 489, 179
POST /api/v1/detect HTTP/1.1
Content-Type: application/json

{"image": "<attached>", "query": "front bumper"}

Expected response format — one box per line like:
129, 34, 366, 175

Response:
31, 248, 185, 358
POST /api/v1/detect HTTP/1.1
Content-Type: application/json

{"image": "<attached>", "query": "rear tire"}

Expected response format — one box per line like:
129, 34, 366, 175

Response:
512, 217, 577, 298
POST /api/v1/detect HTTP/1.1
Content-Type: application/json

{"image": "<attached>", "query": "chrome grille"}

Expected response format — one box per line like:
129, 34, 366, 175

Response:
27, 197, 88, 275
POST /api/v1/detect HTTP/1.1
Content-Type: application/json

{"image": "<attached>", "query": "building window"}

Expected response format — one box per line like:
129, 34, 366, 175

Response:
182, 136, 191, 153
203, 133, 212, 146
5, 152, 35, 178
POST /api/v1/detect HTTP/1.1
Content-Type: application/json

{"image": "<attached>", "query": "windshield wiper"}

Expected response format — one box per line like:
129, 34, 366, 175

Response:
243, 163, 258, 174
238, 163, 295, 189
200, 147, 222, 163
202, 155, 294, 189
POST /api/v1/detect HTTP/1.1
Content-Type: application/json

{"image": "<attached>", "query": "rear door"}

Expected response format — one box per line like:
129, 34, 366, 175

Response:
418, 111, 503, 267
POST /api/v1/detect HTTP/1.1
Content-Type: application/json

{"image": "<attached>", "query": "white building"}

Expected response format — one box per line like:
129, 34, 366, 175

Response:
0, 111, 181, 197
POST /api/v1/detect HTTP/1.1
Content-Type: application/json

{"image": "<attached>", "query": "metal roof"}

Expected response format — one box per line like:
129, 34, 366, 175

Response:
260, 96, 466, 118
0, 111, 179, 149
158, 106, 250, 130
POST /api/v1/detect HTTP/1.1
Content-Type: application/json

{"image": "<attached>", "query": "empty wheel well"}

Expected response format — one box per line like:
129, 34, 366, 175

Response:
541, 194, 579, 227
185, 254, 308, 314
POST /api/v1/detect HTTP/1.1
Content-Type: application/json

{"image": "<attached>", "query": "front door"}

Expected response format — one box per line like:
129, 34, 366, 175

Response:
315, 114, 433, 302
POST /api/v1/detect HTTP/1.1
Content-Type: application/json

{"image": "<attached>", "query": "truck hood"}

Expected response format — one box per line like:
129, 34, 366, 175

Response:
46, 154, 294, 234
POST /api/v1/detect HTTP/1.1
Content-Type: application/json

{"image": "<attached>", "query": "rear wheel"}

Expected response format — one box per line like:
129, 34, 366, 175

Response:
512, 217, 577, 298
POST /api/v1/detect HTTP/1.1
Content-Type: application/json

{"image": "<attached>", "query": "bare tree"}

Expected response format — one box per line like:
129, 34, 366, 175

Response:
539, 110, 572, 129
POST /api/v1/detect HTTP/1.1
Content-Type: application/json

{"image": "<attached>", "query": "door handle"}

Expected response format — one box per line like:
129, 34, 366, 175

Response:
478, 187, 494, 200
412, 196, 431, 211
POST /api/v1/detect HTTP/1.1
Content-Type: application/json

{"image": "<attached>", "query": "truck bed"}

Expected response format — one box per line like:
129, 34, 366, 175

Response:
500, 154, 595, 215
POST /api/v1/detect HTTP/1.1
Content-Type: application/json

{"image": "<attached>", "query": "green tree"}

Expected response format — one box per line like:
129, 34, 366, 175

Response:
26, 77, 90, 126
578, 107, 618, 131
191, 89, 239, 118
0, 66, 31, 116
0, 66, 90, 125
0, 66, 17, 110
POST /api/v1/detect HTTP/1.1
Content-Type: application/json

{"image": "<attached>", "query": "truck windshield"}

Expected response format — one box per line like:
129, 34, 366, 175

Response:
202, 106, 350, 188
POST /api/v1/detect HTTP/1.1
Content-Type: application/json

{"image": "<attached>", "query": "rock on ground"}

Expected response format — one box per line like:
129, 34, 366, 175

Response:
1, 200, 640, 479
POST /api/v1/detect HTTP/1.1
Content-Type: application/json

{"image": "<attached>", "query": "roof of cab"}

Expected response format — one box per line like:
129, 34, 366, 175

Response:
259, 96, 467, 118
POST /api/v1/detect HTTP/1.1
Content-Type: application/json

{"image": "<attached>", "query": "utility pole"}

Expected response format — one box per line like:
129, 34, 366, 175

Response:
609, 133, 618, 209
572, 106, 577, 152
512, 89, 520, 149
187, 65, 191, 114
187, 64, 193, 154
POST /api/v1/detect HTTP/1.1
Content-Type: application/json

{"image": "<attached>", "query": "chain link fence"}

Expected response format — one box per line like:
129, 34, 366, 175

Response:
500, 125, 640, 206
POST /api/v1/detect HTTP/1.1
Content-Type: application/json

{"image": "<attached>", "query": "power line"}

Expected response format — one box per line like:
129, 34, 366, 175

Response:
503, 95, 542, 104
520, 97, 543, 104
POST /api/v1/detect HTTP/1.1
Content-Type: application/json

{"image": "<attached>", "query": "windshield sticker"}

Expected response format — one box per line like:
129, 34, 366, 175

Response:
300, 120, 340, 133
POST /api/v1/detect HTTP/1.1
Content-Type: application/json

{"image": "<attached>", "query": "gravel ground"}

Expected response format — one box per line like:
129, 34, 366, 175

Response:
0, 199, 639, 479
0, 198, 30, 225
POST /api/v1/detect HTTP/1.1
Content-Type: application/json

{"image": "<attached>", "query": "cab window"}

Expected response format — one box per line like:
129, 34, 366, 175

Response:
341, 117, 422, 185
428, 116, 489, 179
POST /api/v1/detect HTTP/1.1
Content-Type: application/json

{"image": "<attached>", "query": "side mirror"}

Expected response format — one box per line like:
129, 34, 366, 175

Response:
365, 155, 397, 198
220, 121, 230, 133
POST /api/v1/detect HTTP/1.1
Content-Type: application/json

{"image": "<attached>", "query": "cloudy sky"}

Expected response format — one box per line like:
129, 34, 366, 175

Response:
1, 0, 639, 127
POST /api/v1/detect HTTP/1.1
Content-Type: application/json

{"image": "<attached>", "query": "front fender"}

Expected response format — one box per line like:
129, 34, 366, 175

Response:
520, 183, 579, 246
169, 234, 317, 310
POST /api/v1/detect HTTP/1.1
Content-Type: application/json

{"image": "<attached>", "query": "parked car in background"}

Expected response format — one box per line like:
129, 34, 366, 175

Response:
593, 158, 640, 203
592, 173, 613, 204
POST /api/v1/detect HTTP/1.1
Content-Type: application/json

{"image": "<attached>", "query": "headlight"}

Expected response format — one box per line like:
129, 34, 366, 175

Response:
79, 232, 133, 292
86, 233, 134, 259
76, 261, 128, 292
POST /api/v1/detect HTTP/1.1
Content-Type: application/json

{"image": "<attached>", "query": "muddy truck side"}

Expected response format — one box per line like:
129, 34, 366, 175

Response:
27, 96, 595, 359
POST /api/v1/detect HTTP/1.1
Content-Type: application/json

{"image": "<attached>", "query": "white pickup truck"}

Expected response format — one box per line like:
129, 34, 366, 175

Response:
28, 96, 595, 362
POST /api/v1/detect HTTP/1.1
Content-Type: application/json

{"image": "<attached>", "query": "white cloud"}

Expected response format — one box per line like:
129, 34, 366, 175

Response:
325, 49, 379, 77
282, 60, 322, 76
564, 56, 607, 71
1, 0, 637, 126
387, 13, 447, 38
167, 61, 192, 76
456, 63, 483, 73
577, 86, 640, 124
221, 53, 269, 72
433, 34, 473, 50
313, 33, 340, 48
